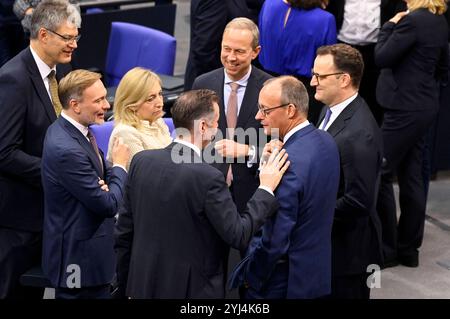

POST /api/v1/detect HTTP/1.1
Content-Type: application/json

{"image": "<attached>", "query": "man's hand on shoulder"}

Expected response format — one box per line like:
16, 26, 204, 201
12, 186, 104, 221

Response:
111, 137, 130, 168
259, 148, 290, 192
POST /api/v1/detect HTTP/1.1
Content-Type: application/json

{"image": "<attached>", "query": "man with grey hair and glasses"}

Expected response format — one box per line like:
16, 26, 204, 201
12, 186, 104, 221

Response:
0, 0, 80, 299
230, 76, 340, 298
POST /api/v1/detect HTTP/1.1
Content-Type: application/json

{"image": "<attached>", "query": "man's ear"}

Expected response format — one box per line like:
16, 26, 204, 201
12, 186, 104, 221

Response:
198, 119, 206, 135
70, 99, 80, 114
287, 103, 297, 119
341, 73, 352, 89
38, 27, 49, 43
252, 45, 261, 60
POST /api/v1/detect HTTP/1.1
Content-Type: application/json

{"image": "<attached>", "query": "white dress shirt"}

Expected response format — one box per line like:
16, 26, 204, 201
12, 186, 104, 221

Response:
319, 93, 358, 131
30, 46, 56, 101
338, 0, 381, 45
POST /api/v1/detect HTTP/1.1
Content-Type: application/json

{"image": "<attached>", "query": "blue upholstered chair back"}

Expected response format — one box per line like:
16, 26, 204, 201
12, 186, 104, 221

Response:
105, 22, 176, 86
90, 121, 115, 160
163, 117, 175, 137
90, 119, 175, 160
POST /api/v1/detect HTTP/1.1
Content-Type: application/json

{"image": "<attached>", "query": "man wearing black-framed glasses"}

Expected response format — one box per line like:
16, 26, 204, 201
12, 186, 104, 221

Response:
312, 43, 383, 299
45, 28, 81, 43
0, 0, 81, 299
230, 75, 340, 299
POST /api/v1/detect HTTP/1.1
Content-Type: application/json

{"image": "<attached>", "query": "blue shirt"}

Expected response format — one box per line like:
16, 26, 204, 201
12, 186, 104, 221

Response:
259, 1, 337, 77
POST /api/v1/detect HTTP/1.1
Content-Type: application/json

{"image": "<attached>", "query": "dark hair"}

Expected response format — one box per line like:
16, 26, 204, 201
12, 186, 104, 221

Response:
172, 89, 219, 131
287, 0, 325, 10
316, 43, 364, 88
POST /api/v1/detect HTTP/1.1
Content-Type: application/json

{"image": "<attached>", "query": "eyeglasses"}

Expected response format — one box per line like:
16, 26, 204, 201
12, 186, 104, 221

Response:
311, 69, 345, 84
46, 29, 81, 43
258, 103, 290, 116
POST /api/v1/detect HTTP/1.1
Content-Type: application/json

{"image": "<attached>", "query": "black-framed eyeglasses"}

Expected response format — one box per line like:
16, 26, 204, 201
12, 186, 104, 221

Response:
46, 29, 81, 43
311, 69, 345, 84
258, 103, 290, 116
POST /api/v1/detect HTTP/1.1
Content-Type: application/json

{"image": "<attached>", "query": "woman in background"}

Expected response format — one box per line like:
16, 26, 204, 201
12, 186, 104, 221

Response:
375, 0, 449, 268
258, 0, 336, 123
107, 67, 172, 170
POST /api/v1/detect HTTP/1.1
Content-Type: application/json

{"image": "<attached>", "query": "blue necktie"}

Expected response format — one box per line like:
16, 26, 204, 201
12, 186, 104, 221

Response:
321, 108, 332, 130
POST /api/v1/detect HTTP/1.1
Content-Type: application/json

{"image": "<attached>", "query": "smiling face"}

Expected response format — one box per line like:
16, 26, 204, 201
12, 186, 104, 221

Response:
310, 54, 345, 107
136, 82, 164, 123
75, 79, 110, 126
220, 28, 260, 81
40, 20, 79, 67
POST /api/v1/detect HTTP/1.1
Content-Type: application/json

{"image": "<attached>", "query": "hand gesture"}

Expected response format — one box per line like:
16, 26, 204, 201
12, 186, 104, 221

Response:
260, 139, 284, 165
98, 178, 109, 192
214, 139, 249, 158
389, 11, 408, 24
259, 148, 290, 192
111, 137, 130, 167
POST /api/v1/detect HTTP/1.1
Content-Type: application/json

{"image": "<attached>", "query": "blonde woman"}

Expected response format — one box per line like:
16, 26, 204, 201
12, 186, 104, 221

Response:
107, 67, 172, 169
375, 0, 448, 268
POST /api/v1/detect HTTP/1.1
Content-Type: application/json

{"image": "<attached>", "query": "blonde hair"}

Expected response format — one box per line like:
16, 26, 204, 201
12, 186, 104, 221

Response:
224, 17, 260, 49
58, 69, 101, 109
113, 67, 162, 130
407, 0, 447, 15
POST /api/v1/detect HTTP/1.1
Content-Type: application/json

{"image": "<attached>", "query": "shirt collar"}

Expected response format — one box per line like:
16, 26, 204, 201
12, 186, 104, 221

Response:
224, 65, 252, 87
173, 138, 201, 157
329, 93, 358, 116
61, 111, 89, 138
283, 120, 310, 143
29, 46, 56, 81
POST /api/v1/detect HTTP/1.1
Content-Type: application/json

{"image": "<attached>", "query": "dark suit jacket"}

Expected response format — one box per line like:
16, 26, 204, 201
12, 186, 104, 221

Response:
114, 142, 278, 299
327, 0, 406, 32
227, 0, 264, 24
41, 116, 127, 288
375, 8, 449, 111
192, 66, 272, 213
318, 95, 383, 276
0, 47, 68, 232
230, 124, 340, 298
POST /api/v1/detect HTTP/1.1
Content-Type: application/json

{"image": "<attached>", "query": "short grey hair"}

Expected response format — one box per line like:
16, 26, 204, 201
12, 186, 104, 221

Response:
30, 0, 81, 39
224, 17, 260, 49
264, 76, 309, 115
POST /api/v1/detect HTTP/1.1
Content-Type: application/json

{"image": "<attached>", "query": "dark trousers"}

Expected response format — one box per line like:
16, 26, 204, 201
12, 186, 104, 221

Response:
330, 273, 370, 299
55, 284, 111, 299
376, 108, 437, 262
340, 42, 383, 126
184, 0, 228, 90
243, 262, 288, 299
0, 227, 43, 299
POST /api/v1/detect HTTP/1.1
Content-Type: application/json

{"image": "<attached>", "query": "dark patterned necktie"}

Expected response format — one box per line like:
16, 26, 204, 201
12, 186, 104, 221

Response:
87, 128, 104, 176
48, 70, 63, 116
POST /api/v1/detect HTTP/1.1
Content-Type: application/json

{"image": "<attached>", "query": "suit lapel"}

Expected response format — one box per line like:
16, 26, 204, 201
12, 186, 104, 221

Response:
25, 48, 57, 123
59, 117, 104, 176
216, 70, 228, 134
317, 107, 327, 128
236, 68, 259, 129
326, 96, 360, 138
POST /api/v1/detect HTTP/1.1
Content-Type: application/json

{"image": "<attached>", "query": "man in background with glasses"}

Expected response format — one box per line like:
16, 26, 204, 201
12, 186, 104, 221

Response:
311, 43, 383, 299
0, 0, 80, 299
230, 76, 340, 298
